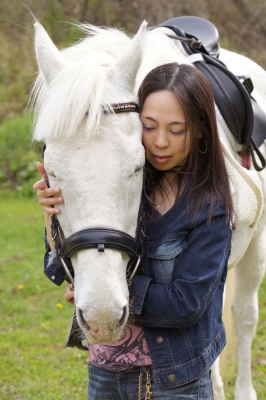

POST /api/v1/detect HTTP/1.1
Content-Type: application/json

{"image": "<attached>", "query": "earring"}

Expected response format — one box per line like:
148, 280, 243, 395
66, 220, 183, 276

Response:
198, 138, 208, 154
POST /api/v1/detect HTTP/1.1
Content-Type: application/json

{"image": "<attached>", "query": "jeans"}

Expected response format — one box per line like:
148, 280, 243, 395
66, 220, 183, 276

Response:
88, 364, 214, 400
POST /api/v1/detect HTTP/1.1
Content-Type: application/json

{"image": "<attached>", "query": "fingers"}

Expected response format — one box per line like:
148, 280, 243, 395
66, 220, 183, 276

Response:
33, 161, 63, 214
33, 162, 48, 191
65, 284, 75, 304
33, 177, 48, 190
37, 187, 63, 215
36, 161, 46, 178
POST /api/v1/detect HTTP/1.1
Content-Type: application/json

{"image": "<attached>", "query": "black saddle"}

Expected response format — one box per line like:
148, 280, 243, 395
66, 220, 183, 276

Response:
159, 16, 266, 171
160, 16, 220, 57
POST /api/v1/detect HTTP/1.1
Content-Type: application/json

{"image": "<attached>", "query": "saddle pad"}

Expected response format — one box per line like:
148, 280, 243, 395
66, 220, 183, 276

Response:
220, 141, 263, 269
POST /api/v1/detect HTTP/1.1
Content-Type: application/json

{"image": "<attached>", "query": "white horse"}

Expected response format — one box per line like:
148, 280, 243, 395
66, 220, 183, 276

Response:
31, 19, 266, 400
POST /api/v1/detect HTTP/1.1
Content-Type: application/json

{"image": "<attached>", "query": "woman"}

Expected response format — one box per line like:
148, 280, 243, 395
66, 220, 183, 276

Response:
34, 63, 233, 399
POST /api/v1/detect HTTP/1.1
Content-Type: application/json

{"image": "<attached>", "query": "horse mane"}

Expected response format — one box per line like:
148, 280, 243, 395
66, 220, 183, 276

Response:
30, 23, 187, 142
30, 24, 131, 142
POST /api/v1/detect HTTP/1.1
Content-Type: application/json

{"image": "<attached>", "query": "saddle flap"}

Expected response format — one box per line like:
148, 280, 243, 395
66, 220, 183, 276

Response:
251, 98, 266, 147
186, 53, 254, 147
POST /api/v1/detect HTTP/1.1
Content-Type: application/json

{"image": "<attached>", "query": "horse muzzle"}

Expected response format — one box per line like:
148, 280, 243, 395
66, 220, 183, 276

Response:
76, 303, 129, 344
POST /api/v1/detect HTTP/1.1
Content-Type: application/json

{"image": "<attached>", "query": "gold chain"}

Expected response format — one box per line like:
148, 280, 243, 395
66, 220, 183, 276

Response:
138, 372, 143, 400
145, 371, 152, 400
138, 370, 152, 400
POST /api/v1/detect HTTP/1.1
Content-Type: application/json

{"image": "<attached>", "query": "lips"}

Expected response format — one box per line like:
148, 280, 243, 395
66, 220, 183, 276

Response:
152, 154, 171, 164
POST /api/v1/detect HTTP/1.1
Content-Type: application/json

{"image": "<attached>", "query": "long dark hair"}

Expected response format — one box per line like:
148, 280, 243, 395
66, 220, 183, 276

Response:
138, 62, 233, 222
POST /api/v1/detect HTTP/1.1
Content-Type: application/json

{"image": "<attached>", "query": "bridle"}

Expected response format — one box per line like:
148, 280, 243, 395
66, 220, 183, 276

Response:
47, 102, 145, 289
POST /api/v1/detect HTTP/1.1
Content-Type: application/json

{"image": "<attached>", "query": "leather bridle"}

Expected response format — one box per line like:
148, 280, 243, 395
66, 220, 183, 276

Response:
47, 102, 145, 289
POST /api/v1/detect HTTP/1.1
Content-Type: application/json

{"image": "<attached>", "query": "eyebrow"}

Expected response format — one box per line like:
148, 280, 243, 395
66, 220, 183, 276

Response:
141, 116, 186, 125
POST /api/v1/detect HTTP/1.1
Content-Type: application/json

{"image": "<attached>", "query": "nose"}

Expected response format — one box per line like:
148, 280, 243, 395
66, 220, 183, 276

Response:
154, 130, 169, 148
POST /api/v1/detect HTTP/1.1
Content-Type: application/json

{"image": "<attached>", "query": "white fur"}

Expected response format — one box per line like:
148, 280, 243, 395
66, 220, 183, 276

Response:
31, 22, 266, 398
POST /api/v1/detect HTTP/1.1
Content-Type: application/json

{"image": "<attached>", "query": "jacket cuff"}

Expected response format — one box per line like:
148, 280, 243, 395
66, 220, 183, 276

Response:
130, 275, 152, 315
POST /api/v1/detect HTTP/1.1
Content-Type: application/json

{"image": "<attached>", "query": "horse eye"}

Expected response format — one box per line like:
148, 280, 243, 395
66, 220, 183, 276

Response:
48, 171, 56, 178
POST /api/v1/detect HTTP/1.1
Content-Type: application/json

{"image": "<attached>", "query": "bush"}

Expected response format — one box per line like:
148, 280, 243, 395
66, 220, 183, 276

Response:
0, 114, 43, 197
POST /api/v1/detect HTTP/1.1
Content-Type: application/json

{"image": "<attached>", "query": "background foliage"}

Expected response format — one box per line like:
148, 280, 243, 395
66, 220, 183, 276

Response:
1, 0, 266, 194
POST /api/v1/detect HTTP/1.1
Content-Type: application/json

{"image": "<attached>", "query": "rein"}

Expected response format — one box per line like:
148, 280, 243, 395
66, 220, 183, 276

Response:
46, 101, 145, 289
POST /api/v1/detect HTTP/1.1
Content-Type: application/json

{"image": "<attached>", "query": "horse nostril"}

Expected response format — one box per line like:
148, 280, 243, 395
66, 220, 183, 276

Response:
118, 305, 128, 327
76, 307, 90, 331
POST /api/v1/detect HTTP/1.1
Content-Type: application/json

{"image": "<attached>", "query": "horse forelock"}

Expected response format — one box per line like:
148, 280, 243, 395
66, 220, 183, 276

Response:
31, 24, 132, 142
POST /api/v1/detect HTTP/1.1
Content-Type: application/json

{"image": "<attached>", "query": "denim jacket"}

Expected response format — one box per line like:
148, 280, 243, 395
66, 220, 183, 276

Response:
129, 190, 232, 389
43, 189, 231, 388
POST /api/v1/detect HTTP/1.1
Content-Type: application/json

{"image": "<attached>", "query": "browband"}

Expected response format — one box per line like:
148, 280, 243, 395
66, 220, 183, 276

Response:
102, 103, 139, 114
85, 102, 139, 116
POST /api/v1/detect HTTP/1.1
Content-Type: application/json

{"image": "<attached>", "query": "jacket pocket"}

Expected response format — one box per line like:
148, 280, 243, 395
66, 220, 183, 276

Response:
149, 233, 187, 259
148, 234, 187, 283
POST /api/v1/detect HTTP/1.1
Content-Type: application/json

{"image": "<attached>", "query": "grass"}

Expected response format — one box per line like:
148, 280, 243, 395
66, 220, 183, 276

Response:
0, 197, 265, 399
0, 198, 88, 399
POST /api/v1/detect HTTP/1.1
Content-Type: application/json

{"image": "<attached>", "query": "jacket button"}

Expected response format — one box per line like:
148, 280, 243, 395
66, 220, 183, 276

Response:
156, 336, 163, 344
168, 374, 176, 382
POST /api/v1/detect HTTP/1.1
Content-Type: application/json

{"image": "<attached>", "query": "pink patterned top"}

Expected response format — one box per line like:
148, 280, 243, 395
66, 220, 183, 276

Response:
89, 325, 152, 371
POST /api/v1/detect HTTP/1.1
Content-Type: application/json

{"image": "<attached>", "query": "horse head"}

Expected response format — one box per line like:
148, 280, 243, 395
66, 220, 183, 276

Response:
32, 21, 147, 343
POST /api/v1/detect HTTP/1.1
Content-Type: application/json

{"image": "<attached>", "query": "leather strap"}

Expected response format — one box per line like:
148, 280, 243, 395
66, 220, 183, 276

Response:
249, 138, 266, 171
85, 103, 139, 116
63, 227, 138, 258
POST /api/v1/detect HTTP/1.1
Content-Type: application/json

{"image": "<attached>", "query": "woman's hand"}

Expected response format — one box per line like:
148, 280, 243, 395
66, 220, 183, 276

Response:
33, 162, 63, 214
34, 162, 73, 303
65, 284, 75, 304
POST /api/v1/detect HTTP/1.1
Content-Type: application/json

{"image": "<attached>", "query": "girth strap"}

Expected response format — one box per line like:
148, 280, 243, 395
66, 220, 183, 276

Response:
63, 227, 139, 258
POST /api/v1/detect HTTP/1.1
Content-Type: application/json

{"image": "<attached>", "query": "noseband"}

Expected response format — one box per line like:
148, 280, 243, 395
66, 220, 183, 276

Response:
47, 102, 145, 289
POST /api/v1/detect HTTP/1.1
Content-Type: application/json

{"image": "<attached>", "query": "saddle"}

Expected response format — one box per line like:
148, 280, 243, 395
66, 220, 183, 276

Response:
159, 16, 266, 171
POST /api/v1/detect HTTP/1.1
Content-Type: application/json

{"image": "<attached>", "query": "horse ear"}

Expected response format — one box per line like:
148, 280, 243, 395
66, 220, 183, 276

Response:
34, 22, 66, 85
113, 20, 147, 93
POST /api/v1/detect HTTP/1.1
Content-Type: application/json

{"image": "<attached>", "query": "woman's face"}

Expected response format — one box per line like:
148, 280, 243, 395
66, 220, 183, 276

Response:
141, 90, 191, 171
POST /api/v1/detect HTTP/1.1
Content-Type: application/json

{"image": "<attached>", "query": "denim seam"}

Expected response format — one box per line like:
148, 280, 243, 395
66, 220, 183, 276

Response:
199, 319, 207, 350
148, 244, 183, 260
144, 195, 212, 241
144, 200, 195, 238
131, 276, 152, 314
127, 370, 131, 400
182, 327, 195, 359
197, 372, 201, 400
164, 330, 176, 367
117, 370, 123, 400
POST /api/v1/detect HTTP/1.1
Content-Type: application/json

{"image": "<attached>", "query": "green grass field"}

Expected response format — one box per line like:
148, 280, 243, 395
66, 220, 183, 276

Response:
0, 198, 265, 399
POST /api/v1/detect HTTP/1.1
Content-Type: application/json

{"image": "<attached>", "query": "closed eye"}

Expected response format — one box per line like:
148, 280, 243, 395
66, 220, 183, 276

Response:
142, 124, 154, 131
171, 129, 186, 135
47, 171, 56, 178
